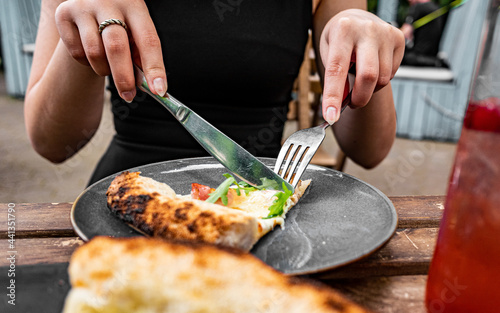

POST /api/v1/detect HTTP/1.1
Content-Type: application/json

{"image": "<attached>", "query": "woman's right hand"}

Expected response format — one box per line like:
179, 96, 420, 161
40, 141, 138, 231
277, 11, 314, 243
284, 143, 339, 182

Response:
55, 0, 167, 102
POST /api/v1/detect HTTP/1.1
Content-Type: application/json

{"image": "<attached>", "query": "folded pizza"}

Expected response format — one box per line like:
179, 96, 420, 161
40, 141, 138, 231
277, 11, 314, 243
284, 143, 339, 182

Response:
106, 171, 310, 251
62, 236, 371, 313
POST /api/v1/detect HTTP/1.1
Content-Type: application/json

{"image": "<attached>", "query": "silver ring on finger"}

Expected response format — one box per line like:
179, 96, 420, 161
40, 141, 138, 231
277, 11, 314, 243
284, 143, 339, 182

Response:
98, 19, 128, 35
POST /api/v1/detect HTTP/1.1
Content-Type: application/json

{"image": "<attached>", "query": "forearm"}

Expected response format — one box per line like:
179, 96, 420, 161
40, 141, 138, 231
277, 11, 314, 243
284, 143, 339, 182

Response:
333, 84, 396, 168
24, 41, 105, 163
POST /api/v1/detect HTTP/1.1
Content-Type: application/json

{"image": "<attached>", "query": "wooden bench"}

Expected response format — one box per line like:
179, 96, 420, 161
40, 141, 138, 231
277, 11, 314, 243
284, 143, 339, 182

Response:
379, 0, 489, 141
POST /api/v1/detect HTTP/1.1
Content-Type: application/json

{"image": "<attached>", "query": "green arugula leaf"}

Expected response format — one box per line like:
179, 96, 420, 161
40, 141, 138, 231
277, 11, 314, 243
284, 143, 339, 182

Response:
205, 176, 236, 205
263, 183, 293, 219
205, 174, 286, 207
222, 174, 258, 196
236, 181, 260, 195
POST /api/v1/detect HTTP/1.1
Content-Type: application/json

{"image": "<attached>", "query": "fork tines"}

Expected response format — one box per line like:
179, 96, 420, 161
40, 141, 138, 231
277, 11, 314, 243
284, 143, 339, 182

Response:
275, 143, 311, 187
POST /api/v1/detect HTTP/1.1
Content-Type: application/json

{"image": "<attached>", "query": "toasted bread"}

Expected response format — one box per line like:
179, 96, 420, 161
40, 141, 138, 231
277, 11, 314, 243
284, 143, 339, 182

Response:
63, 236, 371, 313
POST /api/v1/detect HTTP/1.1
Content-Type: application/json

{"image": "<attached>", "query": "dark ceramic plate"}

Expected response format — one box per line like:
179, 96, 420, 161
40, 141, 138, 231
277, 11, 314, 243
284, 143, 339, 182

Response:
71, 157, 397, 275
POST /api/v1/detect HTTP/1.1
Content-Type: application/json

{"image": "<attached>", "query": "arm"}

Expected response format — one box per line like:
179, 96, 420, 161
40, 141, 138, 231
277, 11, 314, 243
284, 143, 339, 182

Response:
24, 0, 167, 163
25, 0, 105, 162
312, 0, 404, 168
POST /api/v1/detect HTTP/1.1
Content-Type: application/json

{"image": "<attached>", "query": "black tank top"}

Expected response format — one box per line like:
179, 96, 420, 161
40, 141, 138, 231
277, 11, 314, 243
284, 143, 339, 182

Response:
89, 0, 312, 184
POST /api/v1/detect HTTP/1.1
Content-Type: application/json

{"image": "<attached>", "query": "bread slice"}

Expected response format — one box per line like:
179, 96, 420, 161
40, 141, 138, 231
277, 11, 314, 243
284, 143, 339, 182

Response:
106, 171, 310, 251
62, 236, 371, 313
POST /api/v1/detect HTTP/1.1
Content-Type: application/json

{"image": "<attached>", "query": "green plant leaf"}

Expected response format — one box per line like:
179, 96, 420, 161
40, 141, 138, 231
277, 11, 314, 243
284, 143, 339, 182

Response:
263, 183, 293, 219
205, 176, 236, 205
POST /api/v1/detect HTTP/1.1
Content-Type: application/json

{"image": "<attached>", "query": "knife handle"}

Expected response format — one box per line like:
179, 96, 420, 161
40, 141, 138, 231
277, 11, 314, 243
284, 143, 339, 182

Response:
134, 65, 190, 122
340, 73, 355, 113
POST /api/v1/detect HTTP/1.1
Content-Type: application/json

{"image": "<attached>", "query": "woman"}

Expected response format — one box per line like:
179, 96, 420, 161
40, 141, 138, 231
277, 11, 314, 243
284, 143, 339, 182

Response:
24, 0, 404, 184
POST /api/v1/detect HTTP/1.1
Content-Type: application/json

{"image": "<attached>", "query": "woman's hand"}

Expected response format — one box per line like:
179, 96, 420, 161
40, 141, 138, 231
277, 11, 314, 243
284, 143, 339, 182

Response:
55, 0, 167, 102
319, 9, 405, 124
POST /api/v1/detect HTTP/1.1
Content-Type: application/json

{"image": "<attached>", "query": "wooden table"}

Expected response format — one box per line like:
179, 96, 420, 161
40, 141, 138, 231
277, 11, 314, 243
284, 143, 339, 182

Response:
0, 196, 444, 312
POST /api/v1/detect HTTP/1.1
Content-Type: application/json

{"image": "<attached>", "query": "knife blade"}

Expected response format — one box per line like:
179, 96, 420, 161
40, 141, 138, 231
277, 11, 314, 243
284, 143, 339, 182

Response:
134, 66, 294, 192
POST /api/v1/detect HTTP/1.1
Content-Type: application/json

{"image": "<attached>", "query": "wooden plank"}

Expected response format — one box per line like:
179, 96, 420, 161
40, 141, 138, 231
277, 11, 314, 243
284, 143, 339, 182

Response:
1, 227, 438, 278
325, 275, 427, 313
390, 196, 444, 228
0, 203, 76, 239
315, 228, 438, 279
0, 237, 83, 267
0, 197, 444, 239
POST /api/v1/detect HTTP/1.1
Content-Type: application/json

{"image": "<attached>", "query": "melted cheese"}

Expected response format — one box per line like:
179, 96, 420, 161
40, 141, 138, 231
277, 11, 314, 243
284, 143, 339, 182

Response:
181, 180, 310, 238
228, 189, 276, 216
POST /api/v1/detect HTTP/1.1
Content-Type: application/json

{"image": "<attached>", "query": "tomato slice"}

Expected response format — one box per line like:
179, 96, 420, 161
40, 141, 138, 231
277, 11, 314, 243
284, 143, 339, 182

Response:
191, 183, 214, 201
191, 183, 241, 206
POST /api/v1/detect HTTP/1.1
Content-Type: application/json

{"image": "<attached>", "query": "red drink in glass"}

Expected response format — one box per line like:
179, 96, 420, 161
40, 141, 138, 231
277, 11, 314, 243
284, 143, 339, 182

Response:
425, 98, 500, 313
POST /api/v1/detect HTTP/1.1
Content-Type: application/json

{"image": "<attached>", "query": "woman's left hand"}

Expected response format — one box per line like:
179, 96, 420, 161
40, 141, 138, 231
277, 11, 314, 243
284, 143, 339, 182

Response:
319, 9, 405, 124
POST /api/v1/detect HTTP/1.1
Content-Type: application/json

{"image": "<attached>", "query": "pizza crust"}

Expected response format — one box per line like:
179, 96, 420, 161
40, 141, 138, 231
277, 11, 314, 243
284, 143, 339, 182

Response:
63, 236, 371, 313
107, 171, 260, 251
106, 171, 310, 251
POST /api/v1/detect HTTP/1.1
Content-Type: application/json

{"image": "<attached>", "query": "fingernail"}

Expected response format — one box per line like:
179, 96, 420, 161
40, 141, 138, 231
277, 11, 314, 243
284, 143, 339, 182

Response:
153, 78, 167, 97
121, 91, 135, 103
325, 107, 338, 125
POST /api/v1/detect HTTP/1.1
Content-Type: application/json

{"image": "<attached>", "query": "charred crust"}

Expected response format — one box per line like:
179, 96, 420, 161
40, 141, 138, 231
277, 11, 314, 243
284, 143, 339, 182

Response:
108, 194, 151, 227
106, 171, 257, 250
324, 298, 347, 312
136, 194, 151, 204
117, 186, 129, 197
123, 195, 150, 213
174, 208, 188, 221
199, 211, 213, 218
159, 224, 170, 236
187, 222, 197, 233
136, 218, 154, 235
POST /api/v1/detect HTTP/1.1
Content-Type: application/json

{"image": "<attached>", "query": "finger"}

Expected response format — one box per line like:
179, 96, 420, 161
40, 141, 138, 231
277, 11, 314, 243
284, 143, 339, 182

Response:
78, 16, 109, 76
376, 43, 393, 90
350, 43, 379, 108
126, 10, 167, 97
55, 3, 89, 66
99, 17, 136, 102
321, 45, 352, 124
392, 28, 406, 77
130, 38, 142, 69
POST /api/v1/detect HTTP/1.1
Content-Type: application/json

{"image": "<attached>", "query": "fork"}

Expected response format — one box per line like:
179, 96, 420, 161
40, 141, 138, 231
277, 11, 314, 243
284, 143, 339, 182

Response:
274, 87, 352, 188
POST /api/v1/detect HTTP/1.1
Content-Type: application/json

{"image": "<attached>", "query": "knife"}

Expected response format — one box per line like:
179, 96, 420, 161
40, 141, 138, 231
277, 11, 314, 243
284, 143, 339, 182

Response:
134, 65, 294, 192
